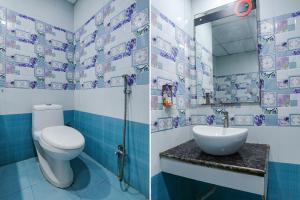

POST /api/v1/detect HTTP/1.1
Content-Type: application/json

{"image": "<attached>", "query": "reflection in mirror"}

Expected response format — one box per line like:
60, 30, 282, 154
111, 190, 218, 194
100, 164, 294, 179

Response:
194, 0, 260, 105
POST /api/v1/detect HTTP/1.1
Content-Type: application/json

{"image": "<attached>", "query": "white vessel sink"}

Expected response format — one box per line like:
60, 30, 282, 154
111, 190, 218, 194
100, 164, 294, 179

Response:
192, 126, 248, 156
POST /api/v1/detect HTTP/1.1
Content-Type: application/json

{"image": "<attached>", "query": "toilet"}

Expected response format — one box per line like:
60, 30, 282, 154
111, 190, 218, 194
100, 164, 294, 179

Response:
32, 104, 85, 188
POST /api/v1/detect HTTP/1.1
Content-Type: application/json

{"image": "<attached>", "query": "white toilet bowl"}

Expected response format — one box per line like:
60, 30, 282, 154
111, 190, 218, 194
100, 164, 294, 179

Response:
32, 105, 85, 188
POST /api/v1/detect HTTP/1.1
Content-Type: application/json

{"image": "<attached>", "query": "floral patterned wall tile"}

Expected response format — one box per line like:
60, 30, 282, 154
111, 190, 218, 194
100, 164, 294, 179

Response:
1, 0, 149, 91
1, 7, 75, 90
74, 0, 149, 90
151, 8, 300, 131
214, 72, 260, 104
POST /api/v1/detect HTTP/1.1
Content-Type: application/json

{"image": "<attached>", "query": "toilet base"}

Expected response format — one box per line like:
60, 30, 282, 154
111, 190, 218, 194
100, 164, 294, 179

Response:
34, 141, 74, 188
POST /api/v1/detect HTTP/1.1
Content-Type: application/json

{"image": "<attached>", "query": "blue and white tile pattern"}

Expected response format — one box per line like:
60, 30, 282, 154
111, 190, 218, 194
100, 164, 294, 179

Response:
151, 8, 300, 131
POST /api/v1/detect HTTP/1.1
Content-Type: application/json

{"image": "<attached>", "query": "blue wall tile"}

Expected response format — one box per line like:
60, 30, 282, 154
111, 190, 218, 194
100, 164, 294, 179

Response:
73, 110, 149, 197
268, 162, 300, 200
152, 161, 300, 200
0, 110, 74, 166
151, 172, 260, 200
64, 110, 75, 127
151, 172, 195, 200
0, 113, 35, 166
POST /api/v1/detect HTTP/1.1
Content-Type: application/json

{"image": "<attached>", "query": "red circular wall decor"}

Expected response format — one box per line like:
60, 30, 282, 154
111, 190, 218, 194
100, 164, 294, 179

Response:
234, 0, 253, 17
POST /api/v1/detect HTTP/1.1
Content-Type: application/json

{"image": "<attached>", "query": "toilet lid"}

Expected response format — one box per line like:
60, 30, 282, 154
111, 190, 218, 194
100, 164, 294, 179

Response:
41, 126, 85, 150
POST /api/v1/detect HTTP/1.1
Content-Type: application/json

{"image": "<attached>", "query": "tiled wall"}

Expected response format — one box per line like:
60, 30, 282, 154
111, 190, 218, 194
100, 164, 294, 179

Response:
0, 7, 5, 81
151, 6, 199, 133
152, 161, 300, 200
258, 11, 300, 126
151, 8, 300, 134
72, 0, 149, 197
199, 10, 300, 127
73, 110, 149, 197
73, 0, 149, 90
0, 113, 33, 166
151, 3, 300, 200
0, 6, 75, 90
195, 31, 214, 104
0, 4, 75, 165
0, 110, 74, 166
0, 1, 150, 198
152, 172, 261, 200
268, 161, 300, 199
214, 72, 260, 104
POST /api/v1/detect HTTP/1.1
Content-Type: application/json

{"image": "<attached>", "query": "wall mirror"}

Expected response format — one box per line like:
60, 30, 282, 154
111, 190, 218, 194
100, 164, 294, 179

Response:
194, 0, 260, 105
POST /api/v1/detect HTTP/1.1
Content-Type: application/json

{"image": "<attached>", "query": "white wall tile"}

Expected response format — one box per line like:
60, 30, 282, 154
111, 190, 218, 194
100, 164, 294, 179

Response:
152, 0, 193, 36
0, 88, 74, 115
0, 0, 74, 31
74, 85, 149, 124
151, 126, 193, 176
74, 0, 111, 30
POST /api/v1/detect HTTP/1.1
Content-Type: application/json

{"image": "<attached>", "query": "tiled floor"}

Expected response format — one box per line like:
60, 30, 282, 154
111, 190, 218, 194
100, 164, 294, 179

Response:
0, 153, 147, 200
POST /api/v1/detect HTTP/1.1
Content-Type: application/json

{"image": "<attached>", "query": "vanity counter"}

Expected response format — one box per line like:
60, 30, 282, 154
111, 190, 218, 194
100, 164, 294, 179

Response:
160, 140, 269, 176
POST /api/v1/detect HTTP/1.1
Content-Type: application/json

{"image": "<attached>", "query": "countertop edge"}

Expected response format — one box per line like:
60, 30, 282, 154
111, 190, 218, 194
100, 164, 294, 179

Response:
160, 142, 270, 177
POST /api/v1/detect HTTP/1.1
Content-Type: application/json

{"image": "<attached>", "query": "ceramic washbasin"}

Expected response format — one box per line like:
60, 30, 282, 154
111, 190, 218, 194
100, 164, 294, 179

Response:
192, 126, 248, 156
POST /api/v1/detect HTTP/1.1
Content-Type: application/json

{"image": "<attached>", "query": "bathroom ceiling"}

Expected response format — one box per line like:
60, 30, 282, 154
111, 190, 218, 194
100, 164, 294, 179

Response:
212, 11, 257, 57
66, 0, 77, 4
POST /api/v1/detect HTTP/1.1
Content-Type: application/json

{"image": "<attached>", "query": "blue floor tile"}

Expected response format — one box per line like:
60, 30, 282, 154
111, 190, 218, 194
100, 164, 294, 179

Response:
114, 182, 147, 200
32, 181, 80, 200
26, 166, 45, 186
0, 153, 146, 200
78, 180, 130, 200
0, 163, 31, 198
22, 157, 40, 172
1, 187, 34, 200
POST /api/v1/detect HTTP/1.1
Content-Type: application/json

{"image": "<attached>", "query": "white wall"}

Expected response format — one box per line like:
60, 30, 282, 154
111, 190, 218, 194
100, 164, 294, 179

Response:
0, 0, 75, 114
258, 0, 300, 20
0, 0, 74, 31
0, 89, 74, 115
74, 85, 149, 124
195, 23, 212, 52
214, 51, 259, 76
247, 126, 300, 165
192, 0, 300, 21
192, 0, 236, 16
152, 0, 193, 36
74, 0, 110, 30
151, 127, 193, 176
151, 0, 194, 177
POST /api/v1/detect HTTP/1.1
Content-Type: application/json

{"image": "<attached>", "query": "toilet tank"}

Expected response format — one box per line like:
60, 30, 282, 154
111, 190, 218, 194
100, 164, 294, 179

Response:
32, 104, 64, 132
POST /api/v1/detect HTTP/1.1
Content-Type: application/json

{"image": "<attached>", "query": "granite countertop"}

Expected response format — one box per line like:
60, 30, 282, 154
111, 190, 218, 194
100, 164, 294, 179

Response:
160, 140, 270, 176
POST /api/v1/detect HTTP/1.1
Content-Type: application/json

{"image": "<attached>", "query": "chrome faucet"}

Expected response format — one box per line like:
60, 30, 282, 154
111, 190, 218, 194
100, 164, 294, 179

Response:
216, 109, 229, 128
223, 111, 229, 128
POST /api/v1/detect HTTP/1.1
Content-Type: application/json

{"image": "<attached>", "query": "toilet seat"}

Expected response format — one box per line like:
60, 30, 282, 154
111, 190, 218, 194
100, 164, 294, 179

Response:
41, 126, 84, 150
